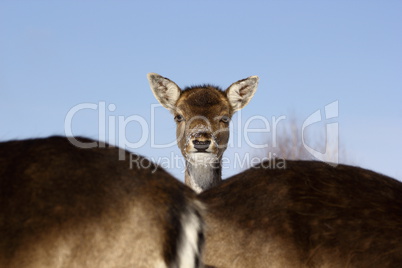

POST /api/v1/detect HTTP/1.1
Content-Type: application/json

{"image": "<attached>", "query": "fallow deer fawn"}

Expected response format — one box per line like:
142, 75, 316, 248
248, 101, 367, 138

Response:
0, 136, 205, 268
148, 73, 257, 192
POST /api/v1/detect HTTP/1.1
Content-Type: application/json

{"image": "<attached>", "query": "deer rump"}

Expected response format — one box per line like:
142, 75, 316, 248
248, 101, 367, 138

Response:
0, 136, 204, 268
199, 160, 402, 267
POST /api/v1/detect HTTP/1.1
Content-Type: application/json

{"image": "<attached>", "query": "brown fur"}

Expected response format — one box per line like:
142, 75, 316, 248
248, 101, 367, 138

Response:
199, 160, 402, 267
176, 86, 232, 161
0, 136, 204, 268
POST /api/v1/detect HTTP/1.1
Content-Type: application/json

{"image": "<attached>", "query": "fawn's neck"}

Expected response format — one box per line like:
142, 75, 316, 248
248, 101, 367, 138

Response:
184, 159, 222, 193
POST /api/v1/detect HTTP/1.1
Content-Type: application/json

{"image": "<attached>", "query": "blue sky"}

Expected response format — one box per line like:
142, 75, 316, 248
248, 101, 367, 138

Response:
1, 1, 401, 181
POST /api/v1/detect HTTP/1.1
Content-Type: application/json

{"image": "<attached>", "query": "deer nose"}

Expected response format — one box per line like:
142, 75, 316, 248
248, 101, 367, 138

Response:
192, 140, 211, 152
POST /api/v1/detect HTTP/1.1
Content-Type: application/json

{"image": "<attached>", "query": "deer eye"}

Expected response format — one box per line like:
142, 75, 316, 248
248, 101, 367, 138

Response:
174, 114, 184, 122
220, 115, 230, 123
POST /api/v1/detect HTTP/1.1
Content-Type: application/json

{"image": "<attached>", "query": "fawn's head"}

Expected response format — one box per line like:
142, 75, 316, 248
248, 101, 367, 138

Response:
148, 73, 258, 166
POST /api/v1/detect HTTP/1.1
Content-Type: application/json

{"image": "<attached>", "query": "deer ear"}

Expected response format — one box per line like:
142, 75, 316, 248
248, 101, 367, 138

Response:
147, 73, 181, 111
226, 76, 259, 112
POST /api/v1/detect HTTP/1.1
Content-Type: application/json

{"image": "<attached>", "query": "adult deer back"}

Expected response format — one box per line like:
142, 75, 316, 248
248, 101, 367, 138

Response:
199, 160, 402, 267
0, 136, 204, 268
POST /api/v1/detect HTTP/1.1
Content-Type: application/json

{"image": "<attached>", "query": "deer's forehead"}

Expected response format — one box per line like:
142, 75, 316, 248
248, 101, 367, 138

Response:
177, 87, 231, 114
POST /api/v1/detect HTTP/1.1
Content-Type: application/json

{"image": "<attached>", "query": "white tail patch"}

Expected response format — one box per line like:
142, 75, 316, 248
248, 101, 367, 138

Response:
175, 200, 205, 268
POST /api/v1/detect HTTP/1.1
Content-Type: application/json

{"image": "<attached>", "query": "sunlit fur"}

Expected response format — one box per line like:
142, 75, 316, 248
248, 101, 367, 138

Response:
200, 160, 402, 267
0, 136, 205, 268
